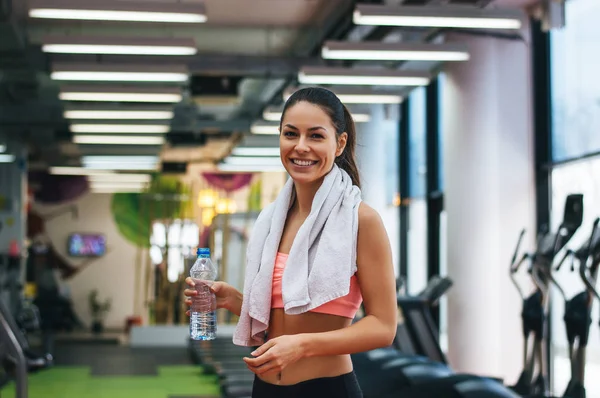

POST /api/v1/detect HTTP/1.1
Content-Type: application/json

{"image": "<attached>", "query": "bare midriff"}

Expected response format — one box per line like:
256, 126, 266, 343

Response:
257, 309, 354, 385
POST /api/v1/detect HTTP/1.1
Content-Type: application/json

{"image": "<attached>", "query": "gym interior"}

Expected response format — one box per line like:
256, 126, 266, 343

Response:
0, 0, 599, 397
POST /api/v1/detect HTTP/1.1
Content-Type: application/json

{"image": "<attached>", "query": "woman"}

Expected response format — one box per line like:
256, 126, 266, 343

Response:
184, 87, 397, 397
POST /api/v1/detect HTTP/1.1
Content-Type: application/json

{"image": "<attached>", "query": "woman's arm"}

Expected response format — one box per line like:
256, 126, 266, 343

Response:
299, 203, 398, 356
245, 203, 397, 373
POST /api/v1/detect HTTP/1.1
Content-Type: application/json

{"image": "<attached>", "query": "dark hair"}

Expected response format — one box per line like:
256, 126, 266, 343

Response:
280, 87, 361, 188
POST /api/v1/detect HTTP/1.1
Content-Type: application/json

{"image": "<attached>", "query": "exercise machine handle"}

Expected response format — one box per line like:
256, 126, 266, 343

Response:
511, 229, 526, 265
554, 249, 574, 272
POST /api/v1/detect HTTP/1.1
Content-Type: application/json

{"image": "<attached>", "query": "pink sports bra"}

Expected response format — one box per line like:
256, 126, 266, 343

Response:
271, 252, 362, 319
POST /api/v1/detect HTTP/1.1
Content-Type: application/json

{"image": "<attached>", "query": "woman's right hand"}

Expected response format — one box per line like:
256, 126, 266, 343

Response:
184, 278, 238, 316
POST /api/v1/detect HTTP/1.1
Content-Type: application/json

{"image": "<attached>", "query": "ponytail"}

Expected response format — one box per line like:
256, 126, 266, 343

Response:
336, 105, 361, 188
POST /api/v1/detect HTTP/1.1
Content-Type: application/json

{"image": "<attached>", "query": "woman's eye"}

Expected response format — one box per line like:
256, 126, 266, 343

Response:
311, 134, 324, 139
283, 131, 296, 137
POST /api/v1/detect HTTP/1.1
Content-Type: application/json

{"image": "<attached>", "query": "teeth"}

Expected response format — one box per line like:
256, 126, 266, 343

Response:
293, 159, 315, 166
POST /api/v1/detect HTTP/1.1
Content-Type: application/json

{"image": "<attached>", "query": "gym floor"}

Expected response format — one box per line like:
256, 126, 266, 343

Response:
1, 341, 220, 398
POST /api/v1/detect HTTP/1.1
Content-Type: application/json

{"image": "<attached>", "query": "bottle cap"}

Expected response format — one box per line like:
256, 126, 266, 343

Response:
197, 247, 210, 257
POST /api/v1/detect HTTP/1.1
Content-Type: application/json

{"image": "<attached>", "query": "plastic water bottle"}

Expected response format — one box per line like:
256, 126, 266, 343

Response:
190, 247, 217, 340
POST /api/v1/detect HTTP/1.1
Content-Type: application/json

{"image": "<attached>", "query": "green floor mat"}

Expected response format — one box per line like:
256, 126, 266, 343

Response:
0, 366, 219, 398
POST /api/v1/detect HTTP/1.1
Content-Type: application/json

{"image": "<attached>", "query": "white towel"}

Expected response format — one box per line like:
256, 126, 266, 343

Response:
233, 164, 362, 346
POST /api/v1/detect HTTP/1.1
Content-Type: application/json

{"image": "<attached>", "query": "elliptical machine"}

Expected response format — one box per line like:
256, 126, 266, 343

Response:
509, 194, 584, 397
549, 218, 600, 398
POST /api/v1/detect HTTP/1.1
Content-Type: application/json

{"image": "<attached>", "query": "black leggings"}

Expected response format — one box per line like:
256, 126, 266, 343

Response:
252, 372, 363, 398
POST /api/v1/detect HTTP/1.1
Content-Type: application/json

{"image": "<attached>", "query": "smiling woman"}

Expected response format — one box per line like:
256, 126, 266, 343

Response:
184, 87, 397, 398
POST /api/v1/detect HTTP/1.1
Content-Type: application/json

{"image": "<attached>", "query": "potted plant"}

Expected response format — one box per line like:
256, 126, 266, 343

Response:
88, 289, 111, 334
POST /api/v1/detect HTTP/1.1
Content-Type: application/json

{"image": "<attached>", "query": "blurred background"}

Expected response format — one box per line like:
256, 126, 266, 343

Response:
0, 0, 599, 397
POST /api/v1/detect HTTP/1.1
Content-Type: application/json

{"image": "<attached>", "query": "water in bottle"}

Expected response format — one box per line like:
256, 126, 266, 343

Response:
190, 247, 218, 340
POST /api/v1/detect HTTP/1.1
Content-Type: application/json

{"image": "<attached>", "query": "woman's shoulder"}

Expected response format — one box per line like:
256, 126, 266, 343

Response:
357, 202, 384, 231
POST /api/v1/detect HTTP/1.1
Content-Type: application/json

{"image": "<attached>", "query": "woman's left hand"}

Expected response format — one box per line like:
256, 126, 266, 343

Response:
243, 335, 306, 377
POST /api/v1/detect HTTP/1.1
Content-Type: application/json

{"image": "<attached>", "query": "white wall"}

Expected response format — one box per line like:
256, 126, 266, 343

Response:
441, 30, 536, 382
35, 193, 137, 330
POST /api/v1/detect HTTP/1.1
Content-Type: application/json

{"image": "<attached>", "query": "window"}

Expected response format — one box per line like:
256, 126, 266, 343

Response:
407, 86, 428, 294
551, 0, 600, 161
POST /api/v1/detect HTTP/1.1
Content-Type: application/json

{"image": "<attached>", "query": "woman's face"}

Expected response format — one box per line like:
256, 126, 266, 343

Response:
279, 101, 347, 186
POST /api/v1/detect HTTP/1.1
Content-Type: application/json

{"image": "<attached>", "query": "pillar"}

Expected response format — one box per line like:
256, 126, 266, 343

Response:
441, 30, 536, 382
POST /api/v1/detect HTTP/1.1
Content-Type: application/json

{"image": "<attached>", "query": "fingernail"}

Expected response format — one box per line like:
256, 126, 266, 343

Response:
251, 351, 257, 356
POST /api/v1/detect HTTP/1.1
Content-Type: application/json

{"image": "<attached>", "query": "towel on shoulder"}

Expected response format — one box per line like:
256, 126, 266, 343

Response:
233, 164, 362, 346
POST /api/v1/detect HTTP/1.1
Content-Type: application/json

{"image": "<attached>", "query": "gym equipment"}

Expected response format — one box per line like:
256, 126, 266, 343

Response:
0, 309, 27, 398
550, 218, 600, 398
385, 276, 521, 398
509, 193, 584, 397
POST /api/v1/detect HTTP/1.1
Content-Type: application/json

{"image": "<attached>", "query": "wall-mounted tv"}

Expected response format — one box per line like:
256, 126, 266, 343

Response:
67, 233, 106, 257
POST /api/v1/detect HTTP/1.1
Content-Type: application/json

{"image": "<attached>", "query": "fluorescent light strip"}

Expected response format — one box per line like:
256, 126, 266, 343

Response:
50, 167, 118, 175
91, 187, 144, 193
88, 174, 151, 183
352, 114, 371, 123
65, 110, 173, 120
217, 164, 285, 173
43, 44, 196, 56
51, 71, 187, 82
0, 154, 15, 163
84, 163, 159, 171
337, 94, 403, 104
70, 124, 169, 134
353, 5, 522, 30
73, 135, 165, 145
232, 147, 280, 157
30, 6, 205, 23
251, 123, 279, 135
60, 92, 182, 103
298, 72, 428, 86
262, 110, 281, 122
322, 42, 469, 62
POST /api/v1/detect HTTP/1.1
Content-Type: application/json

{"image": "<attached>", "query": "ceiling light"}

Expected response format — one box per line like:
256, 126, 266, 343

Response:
70, 124, 169, 134
29, 0, 207, 23
0, 144, 5, 152
88, 174, 151, 183
353, 4, 522, 30
298, 67, 430, 86
250, 123, 279, 135
64, 110, 174, 120
322, 41, 469, 61
351, 114, 371, 123
59, 85, 182, 103
91, 186, 145, 193
73, 135, 165, 145
232, 147, 280, 157
42, 36, 197, 56
262, 109, 282, 122
217, 164, 286, 173
51, 64, 188, 83
0, 154, 15, 163
49, 167, 118, 175
284, 87, 404, 104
